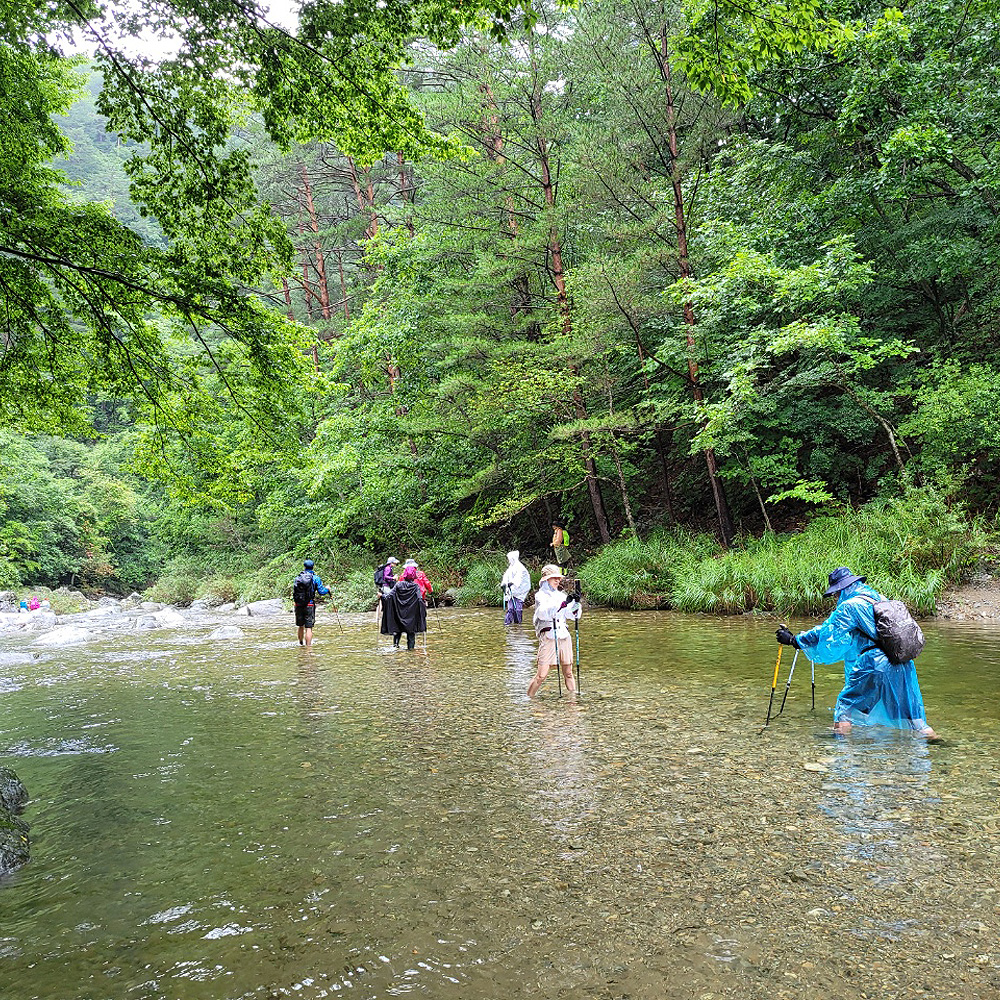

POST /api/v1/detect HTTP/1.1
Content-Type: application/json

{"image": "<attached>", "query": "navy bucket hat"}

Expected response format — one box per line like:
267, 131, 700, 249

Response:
824, 566, 866, 596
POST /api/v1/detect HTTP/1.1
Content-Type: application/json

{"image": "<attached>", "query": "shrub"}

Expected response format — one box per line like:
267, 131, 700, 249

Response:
454, 560, 504, 607
332, 568, 379, 613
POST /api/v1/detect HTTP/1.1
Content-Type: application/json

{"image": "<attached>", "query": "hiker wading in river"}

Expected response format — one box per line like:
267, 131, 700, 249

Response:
292, 559, 330, 648
528, 564, 581, 697
380, 565, 427, 650
776, 566, 936, 738
500, 549, 531, 625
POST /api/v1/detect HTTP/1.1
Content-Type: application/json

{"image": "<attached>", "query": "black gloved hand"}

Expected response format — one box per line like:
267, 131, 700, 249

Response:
775, 626, 798, 648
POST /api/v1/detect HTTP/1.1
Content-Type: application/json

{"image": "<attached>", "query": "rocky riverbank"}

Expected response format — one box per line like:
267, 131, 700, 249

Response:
933, 574, 1000, 621
0, 590, 291, 644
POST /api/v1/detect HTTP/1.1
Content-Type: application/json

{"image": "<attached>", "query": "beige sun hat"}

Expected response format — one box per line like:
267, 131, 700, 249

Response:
539, 563, 564, 583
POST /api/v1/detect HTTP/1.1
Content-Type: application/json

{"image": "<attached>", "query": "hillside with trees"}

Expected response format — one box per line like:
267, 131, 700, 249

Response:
2, 0, 997, 609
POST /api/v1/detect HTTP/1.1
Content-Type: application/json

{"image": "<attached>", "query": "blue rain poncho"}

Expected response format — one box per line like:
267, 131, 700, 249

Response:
794, 581, 932, 732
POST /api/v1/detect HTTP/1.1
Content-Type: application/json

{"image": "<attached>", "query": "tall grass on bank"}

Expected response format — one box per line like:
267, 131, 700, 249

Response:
580, 490, 986, 615
575, 531, 716, 609
454, 561, 505, 607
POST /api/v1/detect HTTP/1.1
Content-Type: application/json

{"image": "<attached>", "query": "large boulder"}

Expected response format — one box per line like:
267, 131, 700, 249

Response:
0, 591, 18, 613
0, 767, 29, 876
243, 598, 284, 617
153, 608, 186, 628
33, 625, 93, 646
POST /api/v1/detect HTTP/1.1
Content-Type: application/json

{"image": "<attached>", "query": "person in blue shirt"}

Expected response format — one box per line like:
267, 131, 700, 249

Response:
776, 567, 936, 738
293, 559, 330, 647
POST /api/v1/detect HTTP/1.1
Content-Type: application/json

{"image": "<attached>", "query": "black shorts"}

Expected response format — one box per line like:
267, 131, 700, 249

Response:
294, 603, 316, 628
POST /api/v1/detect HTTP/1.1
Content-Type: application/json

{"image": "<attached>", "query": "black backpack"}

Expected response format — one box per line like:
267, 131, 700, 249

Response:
292, 570, 315, 606
857, 594, 925, 664
374, 565, 386, 588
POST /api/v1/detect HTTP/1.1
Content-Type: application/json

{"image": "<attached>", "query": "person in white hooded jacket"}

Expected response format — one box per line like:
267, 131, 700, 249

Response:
528, 564, 581, 697
500, 550, 531, 624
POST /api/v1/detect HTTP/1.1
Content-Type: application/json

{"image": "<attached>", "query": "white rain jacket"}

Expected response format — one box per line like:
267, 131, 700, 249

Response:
500, 551, 531, 601
532, 581, 581, 640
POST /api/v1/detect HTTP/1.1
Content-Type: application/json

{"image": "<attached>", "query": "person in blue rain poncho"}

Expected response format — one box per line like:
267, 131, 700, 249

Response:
776, 567, 936, 738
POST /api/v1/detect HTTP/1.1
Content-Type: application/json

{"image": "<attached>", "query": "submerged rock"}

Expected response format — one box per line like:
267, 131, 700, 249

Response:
33, 626, 93, 646
0, 767, 29, 876
209, 625, 246, 640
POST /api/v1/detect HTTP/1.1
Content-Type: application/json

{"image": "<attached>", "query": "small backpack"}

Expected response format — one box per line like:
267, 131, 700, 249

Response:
292, 570, 315, 606
374, 565, 386, 588
858, 594, 925, 664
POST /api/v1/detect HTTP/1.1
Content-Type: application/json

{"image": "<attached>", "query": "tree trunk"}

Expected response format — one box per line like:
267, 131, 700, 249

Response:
297, 219, 316, 321
659, 27, 734, 547
335, 248, 350, 321
527, 48, 613, 544
397, 151, 416, 237
300, 164, 331, 321
281, 278, 295, 322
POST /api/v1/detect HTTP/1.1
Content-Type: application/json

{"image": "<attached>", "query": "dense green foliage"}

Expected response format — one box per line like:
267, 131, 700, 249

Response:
2, 0, 999, 606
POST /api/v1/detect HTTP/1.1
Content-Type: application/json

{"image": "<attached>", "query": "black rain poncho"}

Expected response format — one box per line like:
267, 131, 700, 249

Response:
380, 581, 427, 636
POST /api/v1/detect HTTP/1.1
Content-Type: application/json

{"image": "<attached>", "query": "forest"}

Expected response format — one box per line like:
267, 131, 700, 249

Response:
1, 0, 997, 612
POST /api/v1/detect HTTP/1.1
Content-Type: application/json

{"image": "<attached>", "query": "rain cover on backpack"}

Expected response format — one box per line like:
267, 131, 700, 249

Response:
859, 594, 925, 664
292, 570, 315, 606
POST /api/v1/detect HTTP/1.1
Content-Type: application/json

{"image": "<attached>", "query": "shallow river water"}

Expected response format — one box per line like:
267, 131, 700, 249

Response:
1, 608, 998, 1000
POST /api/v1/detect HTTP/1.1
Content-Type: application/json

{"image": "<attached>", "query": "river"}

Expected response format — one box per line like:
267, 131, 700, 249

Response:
1, 608, 998, 999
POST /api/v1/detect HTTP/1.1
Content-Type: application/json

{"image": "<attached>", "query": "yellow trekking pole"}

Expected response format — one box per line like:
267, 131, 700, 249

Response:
760, 644, 783, 732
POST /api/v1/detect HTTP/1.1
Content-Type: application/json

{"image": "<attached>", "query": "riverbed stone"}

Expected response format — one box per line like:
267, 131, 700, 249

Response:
209, 625, 246, 640
217, 602, 237, 613
153, 608, 186, 627
33, 625, 93, 646
0, 591, 17, 612
0, 767, 29, 876
22, 611, 59, 630
244, 598, 284, 617
135, 615, 161, 630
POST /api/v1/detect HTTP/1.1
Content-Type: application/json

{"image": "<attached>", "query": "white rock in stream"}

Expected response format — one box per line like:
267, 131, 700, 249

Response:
33, 626, 93, 646
209, 625, 245, 640
153, 609, 186, 628
243, 599, 284, 617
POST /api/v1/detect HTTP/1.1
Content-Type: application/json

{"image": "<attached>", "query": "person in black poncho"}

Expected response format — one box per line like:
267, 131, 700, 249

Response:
380, 565, 427, 650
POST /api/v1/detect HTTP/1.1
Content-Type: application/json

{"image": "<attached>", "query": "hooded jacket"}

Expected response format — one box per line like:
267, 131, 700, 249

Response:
500, 551, 531, 601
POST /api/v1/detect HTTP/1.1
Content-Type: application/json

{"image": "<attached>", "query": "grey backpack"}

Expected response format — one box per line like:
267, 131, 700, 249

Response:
858, 594, 925, 664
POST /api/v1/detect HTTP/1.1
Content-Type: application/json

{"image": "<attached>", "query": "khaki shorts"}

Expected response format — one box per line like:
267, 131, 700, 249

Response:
537, 634, 573, 668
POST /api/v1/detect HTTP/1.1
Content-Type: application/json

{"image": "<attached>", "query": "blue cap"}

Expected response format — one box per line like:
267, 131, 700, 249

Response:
303, 559, 314, 570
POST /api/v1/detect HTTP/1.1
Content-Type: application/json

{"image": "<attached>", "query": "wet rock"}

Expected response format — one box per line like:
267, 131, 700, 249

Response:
0, 591, 17, 612
153, 609, 185, 628
135, 615, 161, 630
139, 602, 164, 611
33, 625, 93, 646
209, 625, 246, 640
244, 599, 284, 617
217, 602, 237, 613
0, 767, 29, 876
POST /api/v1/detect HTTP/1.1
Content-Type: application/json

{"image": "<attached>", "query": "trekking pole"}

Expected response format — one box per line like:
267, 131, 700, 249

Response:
810, 654, 815, 711
555, 631, 562, 694
760, 644, 783, 733
777, 648, 799, 717
574, 580, 582, 693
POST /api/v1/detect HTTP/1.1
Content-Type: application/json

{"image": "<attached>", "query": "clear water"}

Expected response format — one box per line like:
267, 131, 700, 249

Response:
1, 609, 998, 999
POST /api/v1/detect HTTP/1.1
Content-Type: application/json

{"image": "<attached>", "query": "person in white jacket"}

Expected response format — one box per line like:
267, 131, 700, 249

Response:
528, 564, 581, 697
500, 550, 532, 624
